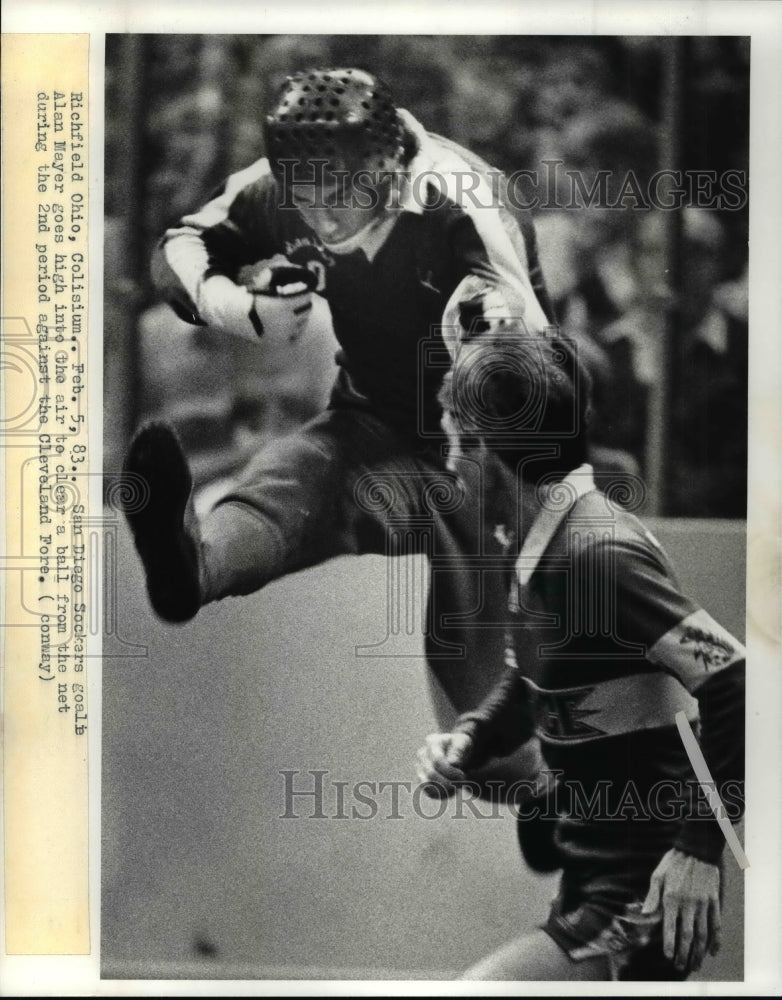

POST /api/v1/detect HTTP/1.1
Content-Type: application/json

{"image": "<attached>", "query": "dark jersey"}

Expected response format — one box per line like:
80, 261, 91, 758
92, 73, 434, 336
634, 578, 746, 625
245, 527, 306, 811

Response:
455, 467, 745, 891
153, 110, 553, 438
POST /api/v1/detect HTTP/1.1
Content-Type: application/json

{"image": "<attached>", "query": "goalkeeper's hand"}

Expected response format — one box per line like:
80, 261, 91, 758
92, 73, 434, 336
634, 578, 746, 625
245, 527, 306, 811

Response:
196, 266, 314, 342
415, 731, 473, 799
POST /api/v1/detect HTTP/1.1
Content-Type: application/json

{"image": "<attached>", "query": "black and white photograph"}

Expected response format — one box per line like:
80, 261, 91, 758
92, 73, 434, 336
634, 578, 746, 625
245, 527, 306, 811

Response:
6, 0, 782, 992
99, 30, 756, 985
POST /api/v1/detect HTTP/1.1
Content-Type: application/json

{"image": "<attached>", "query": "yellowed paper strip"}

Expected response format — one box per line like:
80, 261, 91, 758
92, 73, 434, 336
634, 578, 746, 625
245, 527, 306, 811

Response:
2, 33, 90, 955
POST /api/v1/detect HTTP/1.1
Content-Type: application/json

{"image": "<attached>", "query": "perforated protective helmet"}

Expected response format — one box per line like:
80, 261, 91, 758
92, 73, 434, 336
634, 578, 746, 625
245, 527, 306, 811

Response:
264, 68, 405, 184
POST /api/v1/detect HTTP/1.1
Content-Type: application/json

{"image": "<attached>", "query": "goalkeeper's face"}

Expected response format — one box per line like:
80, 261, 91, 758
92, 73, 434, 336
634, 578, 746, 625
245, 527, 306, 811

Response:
290, 179, 371, 244
288, 157, 395, 247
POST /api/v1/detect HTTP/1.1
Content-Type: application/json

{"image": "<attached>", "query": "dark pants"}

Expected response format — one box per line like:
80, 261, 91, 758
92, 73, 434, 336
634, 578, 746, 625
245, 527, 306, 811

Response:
198, 395, 516, 719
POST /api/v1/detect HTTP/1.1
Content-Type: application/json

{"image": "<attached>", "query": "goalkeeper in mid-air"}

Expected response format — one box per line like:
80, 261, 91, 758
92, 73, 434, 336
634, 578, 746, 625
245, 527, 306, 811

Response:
125, 66, 555, 716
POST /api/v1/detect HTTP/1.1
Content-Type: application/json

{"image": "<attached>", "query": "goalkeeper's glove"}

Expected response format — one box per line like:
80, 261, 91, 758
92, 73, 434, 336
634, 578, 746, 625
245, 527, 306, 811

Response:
196, 265, 314, 342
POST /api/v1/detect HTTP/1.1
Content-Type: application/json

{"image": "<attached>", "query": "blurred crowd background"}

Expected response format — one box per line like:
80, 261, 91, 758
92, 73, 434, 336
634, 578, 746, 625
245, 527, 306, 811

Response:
104, 34, 749, 517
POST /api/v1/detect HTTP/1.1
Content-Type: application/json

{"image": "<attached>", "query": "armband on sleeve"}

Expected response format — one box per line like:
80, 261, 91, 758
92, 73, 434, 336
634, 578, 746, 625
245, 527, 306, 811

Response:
646, 609, 746, 693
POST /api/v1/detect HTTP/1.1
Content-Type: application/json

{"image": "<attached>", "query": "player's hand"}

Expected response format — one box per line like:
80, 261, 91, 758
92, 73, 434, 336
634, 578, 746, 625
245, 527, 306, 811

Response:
248, 265, 314, 342
415, 731, 473, 799
641, 848, 721, 974
458, 286, 516, 339
196, 269, 313, 342
196, 274, 259, 341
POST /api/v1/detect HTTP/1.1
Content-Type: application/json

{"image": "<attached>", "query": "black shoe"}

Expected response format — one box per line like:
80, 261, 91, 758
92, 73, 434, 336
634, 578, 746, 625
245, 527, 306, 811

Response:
122, 422, 203, 623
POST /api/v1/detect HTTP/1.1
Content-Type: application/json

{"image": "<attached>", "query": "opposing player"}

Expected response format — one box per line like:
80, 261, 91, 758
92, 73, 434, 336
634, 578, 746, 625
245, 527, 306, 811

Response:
416, 336, 745, 980
125, 67, 554, 716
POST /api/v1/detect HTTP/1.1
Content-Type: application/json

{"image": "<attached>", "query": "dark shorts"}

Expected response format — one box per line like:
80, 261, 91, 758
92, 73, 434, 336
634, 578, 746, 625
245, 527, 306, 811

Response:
542, 892, 687, 981
520, 803, 691, 980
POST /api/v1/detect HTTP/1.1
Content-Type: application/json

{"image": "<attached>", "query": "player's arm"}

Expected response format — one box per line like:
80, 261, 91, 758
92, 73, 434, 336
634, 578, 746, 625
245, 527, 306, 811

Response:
151, 159, 312, 340
416, 661, 536, 795
436, 180, 553, 360
515, 209, 557, 327
608, 537, 745, 973
644, 651, 745, 973
610, 537, 746, 856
